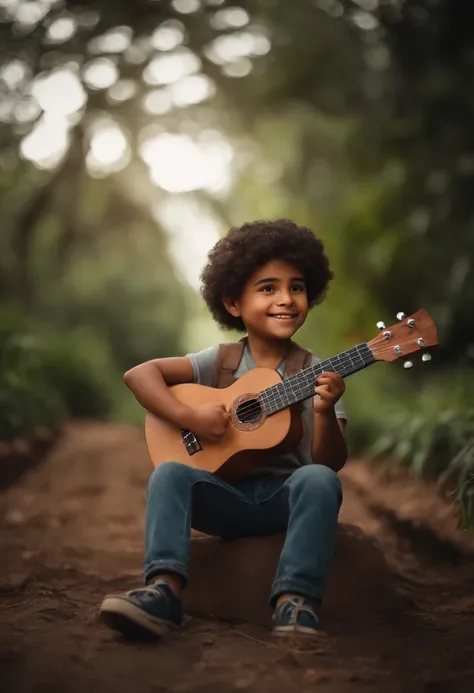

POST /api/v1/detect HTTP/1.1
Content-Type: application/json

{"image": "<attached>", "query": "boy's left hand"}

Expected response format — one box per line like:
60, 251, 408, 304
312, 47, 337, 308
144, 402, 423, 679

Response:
313, 372, 345, 414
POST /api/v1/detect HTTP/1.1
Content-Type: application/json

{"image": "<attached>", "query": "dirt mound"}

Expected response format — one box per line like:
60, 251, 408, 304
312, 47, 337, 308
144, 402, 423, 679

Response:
186, 526, 401, 627
1, 422, 474, 693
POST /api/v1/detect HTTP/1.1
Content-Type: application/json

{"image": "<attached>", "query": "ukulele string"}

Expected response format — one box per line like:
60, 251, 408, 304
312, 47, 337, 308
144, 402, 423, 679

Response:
226, 357, 358, 420
230, 344, 371, 420
181, 350, 368, 434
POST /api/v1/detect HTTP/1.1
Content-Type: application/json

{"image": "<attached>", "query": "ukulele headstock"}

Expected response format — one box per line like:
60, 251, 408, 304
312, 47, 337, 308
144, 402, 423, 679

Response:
367, 309, 438, 366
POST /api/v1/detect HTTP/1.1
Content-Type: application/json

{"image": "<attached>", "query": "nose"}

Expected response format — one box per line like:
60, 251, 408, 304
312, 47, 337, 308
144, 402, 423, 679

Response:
277, 290, 294, 306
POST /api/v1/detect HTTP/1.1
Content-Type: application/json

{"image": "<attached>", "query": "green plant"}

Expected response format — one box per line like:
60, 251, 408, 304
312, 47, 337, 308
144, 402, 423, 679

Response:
0, 304, 125, 441
367, 374, 474, 529
0, 331, 63, 441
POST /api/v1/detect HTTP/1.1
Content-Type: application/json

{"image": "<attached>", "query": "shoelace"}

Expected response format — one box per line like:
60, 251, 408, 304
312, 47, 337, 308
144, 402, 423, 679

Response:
126, 584, 164, 598
283, 598, 317, 625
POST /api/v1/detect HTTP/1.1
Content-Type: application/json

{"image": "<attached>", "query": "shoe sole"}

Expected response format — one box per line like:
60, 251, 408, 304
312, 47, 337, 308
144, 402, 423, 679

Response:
99, 597, 177, 639
272, 625, 319, 637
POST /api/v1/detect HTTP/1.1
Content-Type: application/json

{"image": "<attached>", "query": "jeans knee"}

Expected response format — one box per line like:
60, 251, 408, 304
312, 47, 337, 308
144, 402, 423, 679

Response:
289, 465, 342, 500
147, 461, 193, 494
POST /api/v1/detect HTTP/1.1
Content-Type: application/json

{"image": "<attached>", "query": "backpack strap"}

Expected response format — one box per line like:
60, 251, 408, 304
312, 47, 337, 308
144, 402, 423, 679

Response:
212, 339, 246, 389
212, 338, 312, 388
284, 340, 313, 376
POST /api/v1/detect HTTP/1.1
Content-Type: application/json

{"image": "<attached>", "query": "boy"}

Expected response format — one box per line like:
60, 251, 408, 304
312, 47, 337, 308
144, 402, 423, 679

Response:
99, 219, 347, 639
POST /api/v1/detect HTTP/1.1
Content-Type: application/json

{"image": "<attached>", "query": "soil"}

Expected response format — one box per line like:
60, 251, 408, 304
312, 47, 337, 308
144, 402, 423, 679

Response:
1, 422, 474, 693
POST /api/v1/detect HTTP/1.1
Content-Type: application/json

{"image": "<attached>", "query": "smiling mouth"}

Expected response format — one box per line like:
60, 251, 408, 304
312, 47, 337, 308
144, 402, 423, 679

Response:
268, 314, 299, 320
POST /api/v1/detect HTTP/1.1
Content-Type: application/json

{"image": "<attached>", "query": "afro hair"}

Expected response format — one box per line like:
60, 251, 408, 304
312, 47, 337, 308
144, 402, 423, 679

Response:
200, 219, 333, 332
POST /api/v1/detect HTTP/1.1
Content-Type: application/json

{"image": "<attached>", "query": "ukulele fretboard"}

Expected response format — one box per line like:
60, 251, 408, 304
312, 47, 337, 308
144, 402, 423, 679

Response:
259, 343, 375, 415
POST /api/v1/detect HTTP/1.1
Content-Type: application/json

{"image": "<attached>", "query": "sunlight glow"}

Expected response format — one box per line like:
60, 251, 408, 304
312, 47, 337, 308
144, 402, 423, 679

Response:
15, 1, 48, 27
124, 39, 151, 65
86, 123, 130, 175
0, 60, 29, 89
222, 58, 252, 78
143, 75, 215, 113
210, 7, 250, 30
170, 75, 216, 106
154, 196, 222, 290
107, 79, 137, 102
143, 50, 201, 86
352, 10, 379, 31
151, 20, 185, 51
140, 132, 233, 194
31, 69, 86, 115
143, 89, 173, 115
83, 58, 119, 89
172, 0, 201, 14
20, 114, 69, 169
88, 26, 133, 54
315, 0, 344, 18
45, 16, 77, 43
14, 96, 41, 123
206, 31, 271, 65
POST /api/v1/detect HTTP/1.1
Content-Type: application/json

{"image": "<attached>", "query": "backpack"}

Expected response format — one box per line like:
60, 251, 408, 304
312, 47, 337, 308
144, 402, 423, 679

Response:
212, 337, 313, 389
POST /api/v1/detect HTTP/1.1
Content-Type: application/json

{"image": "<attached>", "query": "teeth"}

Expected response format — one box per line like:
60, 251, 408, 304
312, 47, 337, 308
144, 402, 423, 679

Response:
271, 315, 295, 319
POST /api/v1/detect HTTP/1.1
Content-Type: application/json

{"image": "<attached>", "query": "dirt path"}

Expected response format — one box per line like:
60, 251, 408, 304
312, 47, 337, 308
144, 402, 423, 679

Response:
1, 423, 473, 693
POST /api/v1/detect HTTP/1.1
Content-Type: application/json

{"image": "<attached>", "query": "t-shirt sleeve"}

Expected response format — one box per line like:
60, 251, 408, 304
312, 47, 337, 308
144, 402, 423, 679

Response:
311, 356, 347, 422
185, 345, 219, 387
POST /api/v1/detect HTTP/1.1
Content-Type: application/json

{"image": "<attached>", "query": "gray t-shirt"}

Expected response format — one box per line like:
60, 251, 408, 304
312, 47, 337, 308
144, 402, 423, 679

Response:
186, 344, 347, 476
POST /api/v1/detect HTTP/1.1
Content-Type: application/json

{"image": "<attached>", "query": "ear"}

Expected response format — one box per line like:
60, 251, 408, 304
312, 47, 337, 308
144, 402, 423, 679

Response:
222, 297, 241, 317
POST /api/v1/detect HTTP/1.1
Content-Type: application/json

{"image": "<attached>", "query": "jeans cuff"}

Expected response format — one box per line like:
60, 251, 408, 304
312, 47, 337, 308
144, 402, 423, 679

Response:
270, 577, 323, 607
144, 559, 188, 587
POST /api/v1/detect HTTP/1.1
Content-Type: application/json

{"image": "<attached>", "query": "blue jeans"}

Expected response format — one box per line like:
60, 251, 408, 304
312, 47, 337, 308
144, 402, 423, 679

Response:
144, 462, 342, 606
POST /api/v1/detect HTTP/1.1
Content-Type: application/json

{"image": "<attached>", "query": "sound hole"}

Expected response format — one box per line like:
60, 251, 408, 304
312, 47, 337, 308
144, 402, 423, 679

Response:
236, 398, 262, 424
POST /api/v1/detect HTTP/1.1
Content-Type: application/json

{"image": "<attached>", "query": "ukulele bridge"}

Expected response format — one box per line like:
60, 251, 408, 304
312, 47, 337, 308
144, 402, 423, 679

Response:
180, 429, 203, 456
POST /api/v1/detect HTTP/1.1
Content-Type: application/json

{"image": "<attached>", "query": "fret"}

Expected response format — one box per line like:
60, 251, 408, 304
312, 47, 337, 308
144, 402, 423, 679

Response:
260, 343, 375, 415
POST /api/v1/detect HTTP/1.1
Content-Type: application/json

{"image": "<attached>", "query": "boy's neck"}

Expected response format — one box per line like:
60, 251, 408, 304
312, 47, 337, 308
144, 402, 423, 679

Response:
245, 332, 294, 369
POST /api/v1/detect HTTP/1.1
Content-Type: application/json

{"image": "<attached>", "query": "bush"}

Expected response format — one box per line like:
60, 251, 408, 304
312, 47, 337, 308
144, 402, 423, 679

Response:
366, 372, 474, 528
0, 306, 63, 440
0, 305, 123, 441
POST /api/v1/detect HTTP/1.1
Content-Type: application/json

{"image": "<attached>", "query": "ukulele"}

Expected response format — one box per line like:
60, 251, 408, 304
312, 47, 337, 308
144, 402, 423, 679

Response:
145, 309, 438, 482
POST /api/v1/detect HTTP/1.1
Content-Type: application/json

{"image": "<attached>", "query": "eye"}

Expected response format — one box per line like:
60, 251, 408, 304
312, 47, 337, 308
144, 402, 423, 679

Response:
291, 284, 305, 292
259, 285, 275, 293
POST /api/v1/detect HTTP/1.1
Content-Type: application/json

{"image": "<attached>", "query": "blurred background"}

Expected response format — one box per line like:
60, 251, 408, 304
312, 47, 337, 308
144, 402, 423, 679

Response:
1, 0, 473, 521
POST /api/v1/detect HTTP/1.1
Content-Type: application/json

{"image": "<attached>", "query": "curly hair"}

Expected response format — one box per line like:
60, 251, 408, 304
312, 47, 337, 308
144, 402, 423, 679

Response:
200, 219, 334, 332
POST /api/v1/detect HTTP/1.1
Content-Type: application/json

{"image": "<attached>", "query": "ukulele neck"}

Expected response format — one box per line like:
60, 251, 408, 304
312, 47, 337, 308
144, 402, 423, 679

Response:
259, 343, 375, 415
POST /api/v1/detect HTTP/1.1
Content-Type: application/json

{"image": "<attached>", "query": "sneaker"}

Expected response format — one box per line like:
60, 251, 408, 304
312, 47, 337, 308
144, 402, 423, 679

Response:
272, 596, 320, 637
99, 579, 182, 639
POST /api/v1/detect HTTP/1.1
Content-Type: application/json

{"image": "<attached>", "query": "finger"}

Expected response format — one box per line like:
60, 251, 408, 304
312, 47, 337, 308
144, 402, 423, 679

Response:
314, 387, 335, 401
314, 383, 335, 395
320, 372, 344, 386
316, 377, 344, 392
318, 373, 343, 386
316, 376, 336, 388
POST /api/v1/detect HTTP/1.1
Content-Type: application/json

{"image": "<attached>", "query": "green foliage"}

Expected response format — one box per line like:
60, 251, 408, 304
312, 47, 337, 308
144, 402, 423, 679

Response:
0, 306, 60, 440
366, 372, 474, 528
38, 329, 120, 420
0, 305, 125, 442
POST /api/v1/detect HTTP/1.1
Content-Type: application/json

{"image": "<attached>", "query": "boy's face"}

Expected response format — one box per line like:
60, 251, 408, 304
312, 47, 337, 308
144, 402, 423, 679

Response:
224, 259, 309, 340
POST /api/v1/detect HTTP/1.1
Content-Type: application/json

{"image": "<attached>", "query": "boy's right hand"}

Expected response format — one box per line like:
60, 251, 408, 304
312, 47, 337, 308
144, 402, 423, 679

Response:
184, 403, 229, 443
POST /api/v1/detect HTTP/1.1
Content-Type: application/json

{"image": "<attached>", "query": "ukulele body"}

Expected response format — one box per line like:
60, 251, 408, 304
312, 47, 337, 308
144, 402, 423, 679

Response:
145, 367, 304, 483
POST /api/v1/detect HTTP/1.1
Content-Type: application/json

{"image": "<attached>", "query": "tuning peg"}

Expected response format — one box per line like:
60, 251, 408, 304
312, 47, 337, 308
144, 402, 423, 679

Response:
403, 360, 414, 369
396, 312, 406, 321
376, 321, 386, 330
421, 353, 432, 362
